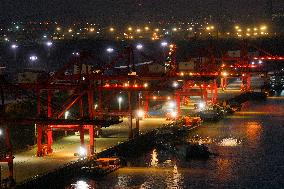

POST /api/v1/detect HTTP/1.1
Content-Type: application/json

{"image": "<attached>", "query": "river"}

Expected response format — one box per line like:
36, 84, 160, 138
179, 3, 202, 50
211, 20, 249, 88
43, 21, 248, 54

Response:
66, 97, 284, 189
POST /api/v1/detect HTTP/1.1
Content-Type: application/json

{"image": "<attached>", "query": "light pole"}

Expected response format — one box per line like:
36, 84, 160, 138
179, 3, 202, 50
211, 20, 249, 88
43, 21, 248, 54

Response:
29, 55, 38, 62
45, 41, 53, 55
161, 41, 168, 72
45, 41, 53, 71
117, 96, 123, 111
29, 55, 38, 70
64, 111, 69, 119
72, 51, 80, 57
11, 44, 18, 61
106, 47, 114, 64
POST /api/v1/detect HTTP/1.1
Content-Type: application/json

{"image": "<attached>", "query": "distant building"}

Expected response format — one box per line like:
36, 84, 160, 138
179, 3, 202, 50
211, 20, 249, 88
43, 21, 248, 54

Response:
178, 58, 207, 71
74, 64, 93, 74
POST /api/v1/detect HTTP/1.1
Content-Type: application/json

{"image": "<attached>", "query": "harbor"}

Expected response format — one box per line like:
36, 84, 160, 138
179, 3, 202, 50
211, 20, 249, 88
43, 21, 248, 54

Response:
12, 87, 269, 188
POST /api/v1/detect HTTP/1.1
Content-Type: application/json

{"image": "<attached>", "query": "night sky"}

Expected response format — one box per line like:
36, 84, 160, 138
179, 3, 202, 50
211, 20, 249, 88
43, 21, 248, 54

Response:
0, 0, 284, 24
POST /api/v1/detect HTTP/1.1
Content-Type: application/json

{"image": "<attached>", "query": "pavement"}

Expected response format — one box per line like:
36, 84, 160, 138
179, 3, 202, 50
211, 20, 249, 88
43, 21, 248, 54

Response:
0, 75, 265, 184
0, 118, 171, 183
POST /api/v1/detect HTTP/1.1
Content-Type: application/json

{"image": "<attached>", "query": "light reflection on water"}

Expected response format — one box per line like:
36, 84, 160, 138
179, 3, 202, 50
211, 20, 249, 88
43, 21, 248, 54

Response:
116, 175, 131, 188
165, 165, 183, 189
218, 137, 242, 146
245, 121, 262, 144
67, 98, 284, 189
69, 180, 93, 189
188, 135, 242, 147
149, 149, 159, 167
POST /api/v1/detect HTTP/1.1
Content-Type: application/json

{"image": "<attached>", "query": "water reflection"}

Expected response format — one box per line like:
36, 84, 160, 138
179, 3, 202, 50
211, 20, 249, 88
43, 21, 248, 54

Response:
166, 164, 183, 189
188, 135, 215, 145
69, 180, 91, 189
116, 175, 131, 188
218, 138, 242, 146
66, 99, 283, 189
150, 149, 159, 167
216, 158, 233, 182
189, 135, 242, 147
245, 121, 262, 146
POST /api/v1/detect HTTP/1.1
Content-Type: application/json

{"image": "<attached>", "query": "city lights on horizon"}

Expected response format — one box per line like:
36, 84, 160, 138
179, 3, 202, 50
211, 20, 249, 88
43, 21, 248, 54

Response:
0, 21, 273, 44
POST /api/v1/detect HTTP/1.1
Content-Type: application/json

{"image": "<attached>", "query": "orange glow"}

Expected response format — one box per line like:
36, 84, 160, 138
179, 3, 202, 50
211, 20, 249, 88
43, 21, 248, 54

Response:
216, 158, 233, 182
143, 83, 148, 88
246, 121, 262, 146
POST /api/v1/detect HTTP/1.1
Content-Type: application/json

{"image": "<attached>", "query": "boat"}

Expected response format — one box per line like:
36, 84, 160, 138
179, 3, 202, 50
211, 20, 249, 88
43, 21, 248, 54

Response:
81, 157, 121, 177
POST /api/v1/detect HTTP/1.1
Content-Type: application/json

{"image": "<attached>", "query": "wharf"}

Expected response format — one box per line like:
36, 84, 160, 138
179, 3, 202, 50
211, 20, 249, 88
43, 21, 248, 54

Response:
1, 76, 264, 187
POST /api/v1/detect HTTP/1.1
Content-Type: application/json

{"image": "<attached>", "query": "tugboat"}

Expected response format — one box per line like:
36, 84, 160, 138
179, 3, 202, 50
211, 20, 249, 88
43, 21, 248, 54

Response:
81, 157, 121, 177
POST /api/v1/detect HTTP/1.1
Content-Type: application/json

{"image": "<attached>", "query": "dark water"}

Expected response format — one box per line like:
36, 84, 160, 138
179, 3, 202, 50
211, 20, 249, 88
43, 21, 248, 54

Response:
66, 97, 284, 189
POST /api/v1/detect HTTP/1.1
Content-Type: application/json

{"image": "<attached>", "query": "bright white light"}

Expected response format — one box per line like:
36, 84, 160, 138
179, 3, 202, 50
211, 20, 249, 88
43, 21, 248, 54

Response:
168, 101, 176, 108
161, 41, 168, 47
170, 111, 177, 118
79, 146, 87, 157
72, 52, 80, 56
106, 47, 114, 53
137, 109, 145, 118
74, 180, 89, 189
198, 102, 206, 110
172, 81, 179, 88
0, 129, 2, 136
258, 60, 263, 64
11, 44, 18, 49
46, 41, 53, 47
136, 44, 143, 50
117, 96, 123, 103
222, 72, 228, 77
94, 104, 98, 109
143, 83, 148, 88
64, 111, 69, 119
29, 55, 38, 61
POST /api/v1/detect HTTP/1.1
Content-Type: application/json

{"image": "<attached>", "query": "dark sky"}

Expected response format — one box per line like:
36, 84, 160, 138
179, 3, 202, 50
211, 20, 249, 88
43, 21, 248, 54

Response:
0, 0, 284, 24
